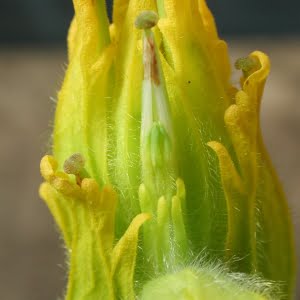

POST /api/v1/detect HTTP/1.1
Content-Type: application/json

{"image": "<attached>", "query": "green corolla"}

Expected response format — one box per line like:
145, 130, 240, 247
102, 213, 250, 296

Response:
40, 0, 296, 299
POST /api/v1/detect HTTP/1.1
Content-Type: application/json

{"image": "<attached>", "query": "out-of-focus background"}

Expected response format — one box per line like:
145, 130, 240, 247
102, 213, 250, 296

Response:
0, 1, 299, 299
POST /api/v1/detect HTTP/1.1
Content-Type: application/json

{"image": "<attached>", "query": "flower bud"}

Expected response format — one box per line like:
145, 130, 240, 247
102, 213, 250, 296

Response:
140, 267, 277, 300
39, 0, 296, 299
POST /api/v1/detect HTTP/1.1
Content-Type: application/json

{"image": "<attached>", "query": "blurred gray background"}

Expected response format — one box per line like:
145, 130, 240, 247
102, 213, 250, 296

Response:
0, 1, 299, 299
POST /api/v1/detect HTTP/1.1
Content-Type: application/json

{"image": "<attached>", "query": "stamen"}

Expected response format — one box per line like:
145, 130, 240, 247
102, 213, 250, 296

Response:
63, 153, 89, 185
135, 11, 158, 30
63, 153, 85, 174
235, 56, 260, 78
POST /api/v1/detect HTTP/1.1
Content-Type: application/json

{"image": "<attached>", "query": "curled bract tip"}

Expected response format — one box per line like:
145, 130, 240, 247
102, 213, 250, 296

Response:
40, 155, 57, 181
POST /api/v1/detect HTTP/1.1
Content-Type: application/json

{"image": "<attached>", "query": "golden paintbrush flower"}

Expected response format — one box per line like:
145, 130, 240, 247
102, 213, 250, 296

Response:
40, 0, 295, 299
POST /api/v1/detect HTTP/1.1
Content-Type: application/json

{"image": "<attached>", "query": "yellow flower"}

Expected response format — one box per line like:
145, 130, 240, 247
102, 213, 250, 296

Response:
39, 0, 295, 299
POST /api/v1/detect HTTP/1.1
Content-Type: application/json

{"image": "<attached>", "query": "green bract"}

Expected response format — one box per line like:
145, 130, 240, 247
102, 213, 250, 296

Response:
40, 0, 296, 299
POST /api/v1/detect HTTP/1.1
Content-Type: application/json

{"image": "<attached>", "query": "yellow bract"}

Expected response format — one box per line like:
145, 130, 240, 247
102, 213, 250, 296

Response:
40, 155, 150, 299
